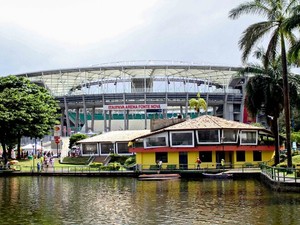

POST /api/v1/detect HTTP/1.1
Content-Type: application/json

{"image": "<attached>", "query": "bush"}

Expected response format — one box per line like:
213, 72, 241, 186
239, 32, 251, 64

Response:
89, 162, 103, 168
101, 162, 121, 171
61, 156, 90, 165
124, 156, 136, 167
109, 154, 131, 165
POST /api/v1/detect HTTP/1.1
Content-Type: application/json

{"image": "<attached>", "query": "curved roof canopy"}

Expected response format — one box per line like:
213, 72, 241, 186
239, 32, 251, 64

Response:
14, 61, 242, 97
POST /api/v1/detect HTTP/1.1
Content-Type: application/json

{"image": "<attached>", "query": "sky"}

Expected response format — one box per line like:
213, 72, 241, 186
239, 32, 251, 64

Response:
0, 0, 260, 76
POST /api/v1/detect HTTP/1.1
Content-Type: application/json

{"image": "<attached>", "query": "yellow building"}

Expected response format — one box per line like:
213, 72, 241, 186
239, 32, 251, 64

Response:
129, 115, 275, 169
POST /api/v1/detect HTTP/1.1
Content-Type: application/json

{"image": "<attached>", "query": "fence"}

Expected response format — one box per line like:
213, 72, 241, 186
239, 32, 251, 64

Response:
261, 164, 300, 183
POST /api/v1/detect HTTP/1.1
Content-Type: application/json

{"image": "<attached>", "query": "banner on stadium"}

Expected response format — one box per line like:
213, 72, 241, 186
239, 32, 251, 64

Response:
103, 104, 167, 111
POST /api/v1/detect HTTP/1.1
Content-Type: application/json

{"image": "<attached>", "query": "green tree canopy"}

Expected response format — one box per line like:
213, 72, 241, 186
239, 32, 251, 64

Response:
69, 133, 89, 149
0, 76, 59, 160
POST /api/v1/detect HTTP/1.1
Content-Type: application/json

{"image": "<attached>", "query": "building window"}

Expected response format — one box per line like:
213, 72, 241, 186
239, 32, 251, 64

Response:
197, 130, 219, 144
199, 151, 212, 162
222, 129, 238, 143
170, 131, 194, 147
101, 143, 114, 154
156, 152, 168, 163
236, 151, 245, 162
240, 131, 257, 145
144, 136, 167, 148
82, 144, 97, 155
117, 142, 129, 154
253, 151, 262, 161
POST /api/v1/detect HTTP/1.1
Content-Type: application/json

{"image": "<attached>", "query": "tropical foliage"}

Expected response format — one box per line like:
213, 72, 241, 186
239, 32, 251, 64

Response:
0, 76, 59, 161
229, 0, 300, 167
240, 49, 300, 164
188, 92, 207, 115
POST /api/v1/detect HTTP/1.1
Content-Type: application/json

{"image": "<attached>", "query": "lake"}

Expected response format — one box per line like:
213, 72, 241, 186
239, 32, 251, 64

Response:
0, 177, 299, 225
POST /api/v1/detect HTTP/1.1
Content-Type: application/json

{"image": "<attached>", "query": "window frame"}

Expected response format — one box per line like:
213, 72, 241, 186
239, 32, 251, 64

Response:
144, 133, 168, 148
240, 130, 258, 145
196, 129, 220, 144
221, 129, 239, 143
169, 131, 194, 147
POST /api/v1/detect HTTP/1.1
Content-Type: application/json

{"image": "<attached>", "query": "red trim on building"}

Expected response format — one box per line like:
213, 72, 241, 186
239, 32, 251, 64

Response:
129, 145, 274, 153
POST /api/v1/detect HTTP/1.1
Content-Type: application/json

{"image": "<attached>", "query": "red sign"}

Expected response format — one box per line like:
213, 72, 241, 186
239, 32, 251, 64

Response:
54, 136, 60, 144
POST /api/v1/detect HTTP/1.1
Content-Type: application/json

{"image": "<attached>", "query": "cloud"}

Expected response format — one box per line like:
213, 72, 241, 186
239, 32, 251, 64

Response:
0, 0, 261, 75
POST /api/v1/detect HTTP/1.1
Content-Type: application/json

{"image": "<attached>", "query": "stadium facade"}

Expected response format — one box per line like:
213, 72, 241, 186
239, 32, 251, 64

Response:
15, 61, 249, 135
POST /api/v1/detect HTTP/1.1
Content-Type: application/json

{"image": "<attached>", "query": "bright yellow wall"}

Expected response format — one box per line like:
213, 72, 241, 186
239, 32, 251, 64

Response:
188, 152, 199, 169
262, 151, 273, 161
168, 152, 179, 164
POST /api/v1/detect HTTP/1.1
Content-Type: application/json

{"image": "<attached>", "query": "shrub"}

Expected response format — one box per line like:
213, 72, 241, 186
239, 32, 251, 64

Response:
89, 162, 103, 168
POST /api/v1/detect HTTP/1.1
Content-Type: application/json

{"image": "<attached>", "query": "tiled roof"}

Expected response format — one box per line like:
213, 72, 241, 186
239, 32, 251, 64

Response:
165, 115, 267, 130
77, 130, 151, 143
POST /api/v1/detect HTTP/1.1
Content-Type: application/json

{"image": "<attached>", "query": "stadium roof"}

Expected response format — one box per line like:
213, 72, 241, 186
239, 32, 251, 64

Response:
14, 60, 243, 97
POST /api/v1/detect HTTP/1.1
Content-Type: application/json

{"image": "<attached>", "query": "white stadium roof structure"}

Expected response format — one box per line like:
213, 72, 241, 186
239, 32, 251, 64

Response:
14, 61, 247, 134
15, 60, 243, 97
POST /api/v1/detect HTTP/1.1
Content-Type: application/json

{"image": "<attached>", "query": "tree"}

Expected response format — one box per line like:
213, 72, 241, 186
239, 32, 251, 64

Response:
0, 76, 59, 161
229, 0, 300, 168
284, 4, 300, 64
69, 133, 88, 149
188, 92, 207, 116
240, 49, 299, 164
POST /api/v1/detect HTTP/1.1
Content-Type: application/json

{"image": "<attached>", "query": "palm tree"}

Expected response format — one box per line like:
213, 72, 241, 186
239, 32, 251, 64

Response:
189, 92, 207, 116
284, 5, 300, 64
240, 49, 299, 164
229, 0, 299, 168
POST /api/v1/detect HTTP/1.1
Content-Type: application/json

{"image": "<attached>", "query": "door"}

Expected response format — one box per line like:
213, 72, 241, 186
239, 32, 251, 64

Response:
216, 151, 225, 169
179, 152, 188, 170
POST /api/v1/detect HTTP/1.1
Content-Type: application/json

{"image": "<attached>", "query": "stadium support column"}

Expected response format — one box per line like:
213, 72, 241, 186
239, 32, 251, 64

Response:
60, 109, 64, 134
103, 110, 107, 132
91, 107, 95, 132
109, 110, 112, 131
124, 110, 129, 130
144, 109, 147, 129
64, 96, 71, 136
75, 108, 79, 132
185, 93, 189, 118
82, 95, 88, 133
223, 90, 233, 121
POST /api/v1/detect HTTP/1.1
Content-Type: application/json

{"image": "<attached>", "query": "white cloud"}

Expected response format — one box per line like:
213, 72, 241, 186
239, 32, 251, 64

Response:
0, 0, 158, 45
0, 0, 266, 75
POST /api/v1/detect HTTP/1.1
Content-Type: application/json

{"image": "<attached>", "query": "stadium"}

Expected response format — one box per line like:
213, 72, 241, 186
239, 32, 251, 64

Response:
14, 60, 247, 135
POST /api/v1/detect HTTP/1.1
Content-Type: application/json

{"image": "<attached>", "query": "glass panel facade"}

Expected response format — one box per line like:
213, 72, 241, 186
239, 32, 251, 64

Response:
240, 131, 257, 144
82, 144, 97, 154
145, 137, 167, 148
101, 143, 114, 154
223, 130, 238, 142
171, 132, 193, 146
117, 142, 129, 154
197, 130, 219, 143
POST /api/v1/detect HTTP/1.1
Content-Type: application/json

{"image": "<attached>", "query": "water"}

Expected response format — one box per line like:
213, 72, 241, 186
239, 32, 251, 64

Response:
0, 177, 299, 225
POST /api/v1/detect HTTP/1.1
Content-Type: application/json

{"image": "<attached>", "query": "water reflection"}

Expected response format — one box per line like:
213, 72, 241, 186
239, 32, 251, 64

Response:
0, 177, 299, 225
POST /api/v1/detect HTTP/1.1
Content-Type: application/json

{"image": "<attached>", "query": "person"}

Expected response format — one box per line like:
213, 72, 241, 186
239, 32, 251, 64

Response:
196, 157, 201, 170
37, 161, 41, 172
221, 159, 225, 169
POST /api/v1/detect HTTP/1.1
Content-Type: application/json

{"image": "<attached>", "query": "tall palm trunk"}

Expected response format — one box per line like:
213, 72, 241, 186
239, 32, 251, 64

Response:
271, 117, 280, 165
281, 33, 292, 168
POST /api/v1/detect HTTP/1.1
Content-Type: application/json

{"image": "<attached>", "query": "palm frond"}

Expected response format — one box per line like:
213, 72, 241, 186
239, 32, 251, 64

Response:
239, 21, 275, 62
